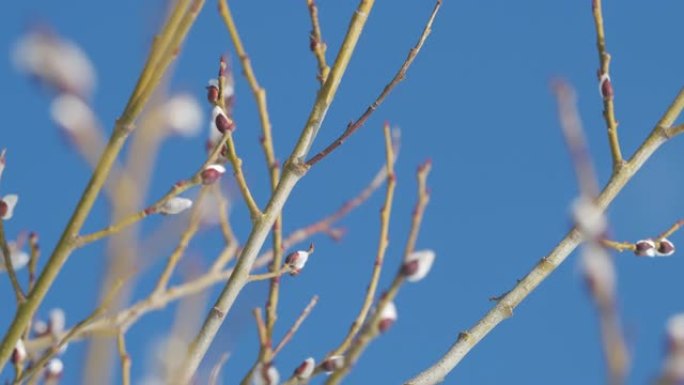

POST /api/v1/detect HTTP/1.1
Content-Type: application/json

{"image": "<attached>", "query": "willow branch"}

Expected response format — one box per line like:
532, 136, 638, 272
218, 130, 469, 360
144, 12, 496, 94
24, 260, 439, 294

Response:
174, 1, 377, 381
306, 0, 330, 83
0, 0, 205, 370
326, 123, 396, 366
273, 295, 319, 357
117, 332, 131, 385
592, 0, 623, 171
404, 88, 684, 385
306, 0, 441, 167
75, 128, 231, 247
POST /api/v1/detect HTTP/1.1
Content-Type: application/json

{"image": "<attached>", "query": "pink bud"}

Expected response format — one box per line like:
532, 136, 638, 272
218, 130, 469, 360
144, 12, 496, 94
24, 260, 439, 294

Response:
285, 244, 314, 276
635, 239, 657, 257
201, 164, 226, 185
657, 238, 676, 257
11, 339, 27, 365
321, 355, 345, 374
159, 197, 193, 215
378, 301, 398, 333
1, 194, 19, 220
402, 249, 435, 282
294, 357, 315, 380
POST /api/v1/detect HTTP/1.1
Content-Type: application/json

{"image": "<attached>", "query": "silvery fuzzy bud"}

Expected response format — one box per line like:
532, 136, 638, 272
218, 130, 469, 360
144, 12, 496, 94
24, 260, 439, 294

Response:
377, 301, 398, 333
0, 194, 19, 220
201, 164, 226, 185
33, 319, 49, 336
401, 249, 435, 282
634, 239, 657, 257
285, 244, 315, 276
252, 363, 279, 385
50, 93, 96, 135
44, 358, 64, 381
294, 357, 315, 380
11, 339, 27, 365
159, 197, 193, 215
164, 94, 203, 137
0, 242, 29, 273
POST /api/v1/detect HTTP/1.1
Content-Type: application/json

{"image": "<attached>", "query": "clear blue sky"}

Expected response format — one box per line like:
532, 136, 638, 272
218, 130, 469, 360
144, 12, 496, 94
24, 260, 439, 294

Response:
2, 1, 684, 384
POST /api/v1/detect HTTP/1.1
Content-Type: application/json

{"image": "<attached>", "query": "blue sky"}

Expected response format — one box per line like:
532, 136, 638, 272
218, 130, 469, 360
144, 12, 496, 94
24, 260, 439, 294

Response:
1, 1, 684, 384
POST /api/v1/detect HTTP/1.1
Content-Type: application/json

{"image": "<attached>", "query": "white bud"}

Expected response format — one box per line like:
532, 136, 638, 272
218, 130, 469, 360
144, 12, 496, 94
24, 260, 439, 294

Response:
13, 31, 96, 97
45, 357, 64, 379
294, 357, 315, 380
572, 197, 606, 237
165, 94, 203, 137
0, 242, 29, 273
50, 94, 96, 134
159, 197, 193, 215
49, 308, 66, 335
402, 249, 436, 282
285, 244, 314, 276
33, 319, 48, 336
1, 194, 19, 220
252, 363, 279, 385
0, 149, 6, 182
378, 301, 398, 333
322, 355, 345, 374
12, 339, 27, 365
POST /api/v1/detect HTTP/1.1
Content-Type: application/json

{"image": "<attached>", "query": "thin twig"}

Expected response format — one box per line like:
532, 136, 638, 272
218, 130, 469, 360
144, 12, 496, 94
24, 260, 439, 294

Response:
0, 220, 26, 303
0, 0, 205, 369
15, 280, 124, 384
217, 0, 284, 350
327, 122, 396, 363
75, 129, 232, 247
273, 295, 319, 357
403, 88, 684, 385
325, 159, 430, 385
306, 0, 330, 83
554, 79, 628, 385
152, 187, 209, 295
117, 331, 131, 385
592, 0, 623, 171
306, 0, 441, 167
208, 353, 230, 385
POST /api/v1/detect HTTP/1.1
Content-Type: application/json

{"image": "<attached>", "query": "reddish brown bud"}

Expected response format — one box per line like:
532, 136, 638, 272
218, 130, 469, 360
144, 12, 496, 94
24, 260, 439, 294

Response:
206, 85, 219, 104
635, 239, 656, 257
401, 260, 419, 277
0, 200, 7, 218
201, 164, 226, 185
599, 73, 613, 99
658, 238, 676, 256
